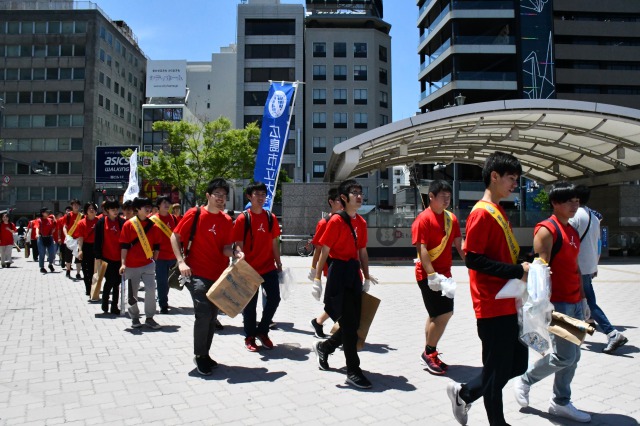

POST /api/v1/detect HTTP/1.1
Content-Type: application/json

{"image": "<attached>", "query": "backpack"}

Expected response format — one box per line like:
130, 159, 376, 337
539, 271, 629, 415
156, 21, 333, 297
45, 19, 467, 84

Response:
242, 210, 274, 247
544, 218, 563, 266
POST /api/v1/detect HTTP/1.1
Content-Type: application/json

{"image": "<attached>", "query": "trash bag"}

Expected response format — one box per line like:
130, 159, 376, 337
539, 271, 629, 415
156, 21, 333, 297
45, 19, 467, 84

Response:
278, 268, 295, 301
519, 259, 553, 355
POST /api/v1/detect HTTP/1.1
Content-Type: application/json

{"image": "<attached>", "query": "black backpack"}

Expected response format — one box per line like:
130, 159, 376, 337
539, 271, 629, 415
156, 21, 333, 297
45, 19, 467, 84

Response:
242, 210, 274, 247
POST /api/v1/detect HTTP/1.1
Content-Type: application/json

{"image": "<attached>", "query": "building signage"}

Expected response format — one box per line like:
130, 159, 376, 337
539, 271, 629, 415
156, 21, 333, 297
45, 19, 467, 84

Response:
146, 60, 187, 98
95, 146, 138, 184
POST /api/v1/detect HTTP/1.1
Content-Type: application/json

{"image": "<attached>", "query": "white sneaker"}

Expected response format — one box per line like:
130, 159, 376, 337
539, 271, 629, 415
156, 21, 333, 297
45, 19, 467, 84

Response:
604, 331, 628, 354
446, 381, 471, 425
513, 376, 530, 407
549, 400, 591, 423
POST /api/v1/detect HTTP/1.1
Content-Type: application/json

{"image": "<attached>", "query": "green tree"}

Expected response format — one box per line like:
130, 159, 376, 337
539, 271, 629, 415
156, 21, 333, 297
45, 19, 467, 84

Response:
125, 117, 260, 206
532, 188, 551, 211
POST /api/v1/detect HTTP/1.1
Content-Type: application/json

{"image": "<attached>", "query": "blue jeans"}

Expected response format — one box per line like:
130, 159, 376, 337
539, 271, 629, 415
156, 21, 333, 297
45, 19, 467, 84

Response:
155, 258, 176, 310
522, 301, 585, 406
243, 269, 280, 337
37, 237, 56, 268
582, 274, 614, 335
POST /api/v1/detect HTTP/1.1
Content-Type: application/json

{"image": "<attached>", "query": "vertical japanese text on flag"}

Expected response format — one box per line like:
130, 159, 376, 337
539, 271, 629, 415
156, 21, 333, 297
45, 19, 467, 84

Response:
253, 82, 296, 211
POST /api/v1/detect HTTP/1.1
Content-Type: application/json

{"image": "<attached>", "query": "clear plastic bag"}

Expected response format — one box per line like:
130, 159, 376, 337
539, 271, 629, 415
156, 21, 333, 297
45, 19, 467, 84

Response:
64, 235, 79, 258
278, 268, 295, 301
440, 277, 457, 299
495, 279, 526, 299
519, 260, 553, 355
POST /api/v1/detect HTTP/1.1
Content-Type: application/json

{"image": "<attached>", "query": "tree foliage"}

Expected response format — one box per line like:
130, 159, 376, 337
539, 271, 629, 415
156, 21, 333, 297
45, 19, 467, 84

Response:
532, 188, 551, 211
124, 117, 260, 206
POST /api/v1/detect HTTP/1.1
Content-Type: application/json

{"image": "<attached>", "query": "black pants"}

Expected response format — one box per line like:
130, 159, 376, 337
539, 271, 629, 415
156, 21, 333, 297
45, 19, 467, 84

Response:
186, 276, 218, 356
101, 259, 121, 312
30, 239, 39, 262
81, 243, 95, 295
460, 314, 529, 426
320, 285, 361, 375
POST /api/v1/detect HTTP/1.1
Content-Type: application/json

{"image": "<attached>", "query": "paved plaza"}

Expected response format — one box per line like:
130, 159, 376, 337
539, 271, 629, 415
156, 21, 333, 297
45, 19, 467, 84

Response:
0, 253, 638, 425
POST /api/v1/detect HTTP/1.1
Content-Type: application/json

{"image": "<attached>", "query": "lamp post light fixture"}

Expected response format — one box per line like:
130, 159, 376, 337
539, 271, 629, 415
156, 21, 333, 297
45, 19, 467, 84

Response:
454, 93, 466, 106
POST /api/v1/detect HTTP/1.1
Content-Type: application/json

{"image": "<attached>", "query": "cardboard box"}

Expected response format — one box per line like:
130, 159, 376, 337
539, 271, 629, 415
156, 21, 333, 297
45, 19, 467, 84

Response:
90, 260, 108, 301
206, 259, 263, 318
331, 292, 381, 350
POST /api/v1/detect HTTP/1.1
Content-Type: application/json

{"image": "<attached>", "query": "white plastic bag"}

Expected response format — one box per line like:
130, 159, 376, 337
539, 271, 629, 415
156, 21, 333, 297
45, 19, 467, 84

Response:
65, 234, 79, 258
278, 268, 295, 301
495, 279, 527, 299
440, 277, 457, 299
519, 260, 553, 355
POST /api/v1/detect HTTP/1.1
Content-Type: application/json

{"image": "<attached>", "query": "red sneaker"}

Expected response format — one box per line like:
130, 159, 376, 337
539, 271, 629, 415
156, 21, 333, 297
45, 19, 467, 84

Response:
420, 350, 445, 375
257, 334, 274, 350
435, 351, 449, 371
245, 337, 260, 352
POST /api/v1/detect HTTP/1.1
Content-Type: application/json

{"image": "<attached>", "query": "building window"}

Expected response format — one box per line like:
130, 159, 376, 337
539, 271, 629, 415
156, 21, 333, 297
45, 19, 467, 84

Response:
354, 42, 367, 58
333, 65, 347, 80
354, 65, 367, 81
245, 19, 295, 36
379, 68, 388, 85
245, 44, 295, 59
313, 65, 326, 80
313, 137, 327, 154
313, 42, 326, 57
334, 136, 347, 146
334, 42, 346, 58
313, 112, 326, 128
334, 112, 347, 129
313, 161, 326, 179
380, 114, 389, 126
245, 67, 295, 82
312, 89, 326, 104
380, 91, 388, 108
354, 113, 368, 129
244, 91, 269, 106
284, 138, 295, 155
379, 45, 388, 62
333, 89, 347, 105
354, 89, 367, 105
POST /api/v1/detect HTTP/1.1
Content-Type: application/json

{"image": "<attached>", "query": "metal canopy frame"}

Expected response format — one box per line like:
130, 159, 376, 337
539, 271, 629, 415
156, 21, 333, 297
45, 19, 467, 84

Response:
326, 99, 640, 185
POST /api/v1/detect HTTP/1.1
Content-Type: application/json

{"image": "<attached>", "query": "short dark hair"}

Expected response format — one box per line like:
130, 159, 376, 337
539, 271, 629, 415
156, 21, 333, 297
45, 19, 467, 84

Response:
83, 202, 97, 213
155, 195, 171, 207
338, 179, 362, 207
245, 181, 267, 197
206, 178, 230, 196
575, 185, 590, 205
122, 200, 133, 211
132, 197, 152, 210
482, 151, 522, 188
327, 187, 339, 206
549, 181, 577, 206
64, 205, 72, 212
70, 199, 81, 206
103, 199, 120, 210
428, 179, 452, 197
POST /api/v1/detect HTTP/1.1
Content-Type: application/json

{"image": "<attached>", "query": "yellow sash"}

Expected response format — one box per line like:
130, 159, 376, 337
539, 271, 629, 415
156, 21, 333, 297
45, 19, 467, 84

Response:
471, 200, 519, 264
131, 217, 153, 259
420, 210, 454, 262
150, 215, 172, 239
67, 212, 83, 236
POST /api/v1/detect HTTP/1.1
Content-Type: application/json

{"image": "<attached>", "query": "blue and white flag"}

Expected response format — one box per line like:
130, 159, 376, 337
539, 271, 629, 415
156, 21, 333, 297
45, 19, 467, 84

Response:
123, 149, 139, 202
253, 82, 297, 211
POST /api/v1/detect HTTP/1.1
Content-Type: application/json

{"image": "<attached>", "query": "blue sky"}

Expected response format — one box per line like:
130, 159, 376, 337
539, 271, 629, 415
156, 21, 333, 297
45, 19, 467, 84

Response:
98, 0, 419, 121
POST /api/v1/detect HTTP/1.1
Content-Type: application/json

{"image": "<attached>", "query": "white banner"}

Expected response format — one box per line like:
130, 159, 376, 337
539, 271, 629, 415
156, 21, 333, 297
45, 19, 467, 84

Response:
123, 149, 139, 202
146, 60, 187, 98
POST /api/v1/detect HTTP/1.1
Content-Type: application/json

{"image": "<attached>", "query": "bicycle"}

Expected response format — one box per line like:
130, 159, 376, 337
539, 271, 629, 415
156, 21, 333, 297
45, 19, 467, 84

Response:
296, 236, 315, 257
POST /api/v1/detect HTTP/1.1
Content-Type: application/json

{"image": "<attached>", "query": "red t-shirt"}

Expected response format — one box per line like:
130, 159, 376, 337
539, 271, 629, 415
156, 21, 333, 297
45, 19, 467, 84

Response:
76, 217, 99, 244
102, 217, 122, 262
119, 217, 160, 268
232, 210, 281, 275
64, 212, 83, 238
29, 220, 39, 240
535, 216, 582, 304
412, 208, 461, 281
37, 217, 56, 237
464, 202, 518, 319
313, 216, 331, 276
174, 207, 233, 282
319, 213, 368, 261
152, 213, 178, 260
0, 222, 16, 246
56, 216, 66, 241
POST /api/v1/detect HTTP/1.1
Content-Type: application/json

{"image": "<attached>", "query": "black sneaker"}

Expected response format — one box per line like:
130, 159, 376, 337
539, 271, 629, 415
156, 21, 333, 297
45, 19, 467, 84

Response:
48, 264, 55, 272
160, 307, 169, 314
345, 371, 372, 389
76, 273, 82, 280
310, 318, 326, 339
111, 307, 121, 316
66, 270, 71, 278
40, 268, 47, 274
312, 340, 330, 370
131, 318, 142, 328
204, 355, 219, 370
193, 356, 212, 376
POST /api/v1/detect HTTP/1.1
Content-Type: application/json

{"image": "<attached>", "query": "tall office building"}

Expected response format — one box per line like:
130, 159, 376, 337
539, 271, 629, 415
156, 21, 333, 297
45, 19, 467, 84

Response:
417, 0, 640, 113
236, 0, 305, 183
0, 0, 146, 216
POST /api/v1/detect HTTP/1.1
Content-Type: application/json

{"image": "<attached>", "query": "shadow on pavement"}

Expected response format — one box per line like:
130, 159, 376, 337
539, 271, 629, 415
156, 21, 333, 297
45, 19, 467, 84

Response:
521, 406, 639, 425
582, 341, 638, 357
188, 366, 287, 383
258, 342, 310, 362
334, 371, 418, 393
269, 321, 316, 337
362, 343, 397, 354
124, 325, 181, 334
443, 365, 483, 383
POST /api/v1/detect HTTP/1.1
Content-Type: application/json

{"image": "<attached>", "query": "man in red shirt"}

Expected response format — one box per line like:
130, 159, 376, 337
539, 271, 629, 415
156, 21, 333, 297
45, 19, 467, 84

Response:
513, 182, 591, 423
0, 213, 18, 267
150, 196, 178, 314
27, 215, 39, 262
119, 197, 161, 329
94, 199, 125, 315
232, 182, 282, 352
35, 208, 57, 273
56, 207, 70, 268
447, 152, 530, 425
62, 199, 83, 280
77, 202, 100, 296
412, 180, 464, 375
308, 188, 342, 338
171, 178, 243, 376
312, 179, 375, 389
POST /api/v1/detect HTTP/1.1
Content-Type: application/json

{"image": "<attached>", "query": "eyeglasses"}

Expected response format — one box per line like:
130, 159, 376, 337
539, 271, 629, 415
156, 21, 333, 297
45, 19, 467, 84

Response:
349, 191, 363, 197
252, 192, 267, 198
211, 192, 227, 199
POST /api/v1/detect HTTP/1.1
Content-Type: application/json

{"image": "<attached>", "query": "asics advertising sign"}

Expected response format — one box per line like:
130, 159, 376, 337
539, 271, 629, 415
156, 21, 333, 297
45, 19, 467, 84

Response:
95, 146, 138, 183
